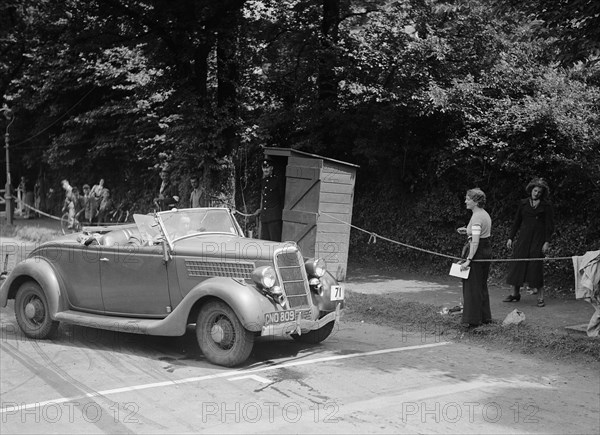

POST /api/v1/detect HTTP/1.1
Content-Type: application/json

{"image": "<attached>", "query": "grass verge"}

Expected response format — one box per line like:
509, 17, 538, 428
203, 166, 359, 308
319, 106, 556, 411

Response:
0, 222, 60, 244
344, 291, 600, 362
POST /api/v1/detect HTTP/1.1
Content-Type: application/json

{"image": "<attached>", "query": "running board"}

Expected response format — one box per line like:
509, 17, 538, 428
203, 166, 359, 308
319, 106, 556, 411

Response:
54, 310, 181, 336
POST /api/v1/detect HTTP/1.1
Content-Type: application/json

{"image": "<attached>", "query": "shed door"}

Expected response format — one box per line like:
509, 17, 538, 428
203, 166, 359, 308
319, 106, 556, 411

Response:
281, 159, 322, 257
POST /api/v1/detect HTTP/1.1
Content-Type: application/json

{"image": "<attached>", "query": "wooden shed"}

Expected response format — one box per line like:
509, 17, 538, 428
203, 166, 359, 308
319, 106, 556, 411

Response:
264, 147, 358, 281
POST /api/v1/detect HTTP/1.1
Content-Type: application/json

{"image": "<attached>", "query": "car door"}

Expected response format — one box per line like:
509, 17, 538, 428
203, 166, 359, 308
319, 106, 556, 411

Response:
53, 244, 104, 312
99, 243, 171, 317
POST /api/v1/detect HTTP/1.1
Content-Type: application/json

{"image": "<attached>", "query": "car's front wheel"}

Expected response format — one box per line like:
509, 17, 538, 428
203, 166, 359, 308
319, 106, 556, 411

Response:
196, 301, 254, 367
15, 281, 59, 339
291, 320, 335, 344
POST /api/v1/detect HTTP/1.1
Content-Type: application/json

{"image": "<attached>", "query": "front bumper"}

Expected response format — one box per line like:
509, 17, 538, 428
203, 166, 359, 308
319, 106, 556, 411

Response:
260, 304, 340, 337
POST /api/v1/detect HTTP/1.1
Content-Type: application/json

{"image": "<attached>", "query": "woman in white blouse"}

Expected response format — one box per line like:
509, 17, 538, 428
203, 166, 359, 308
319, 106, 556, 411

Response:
458, 188, 493, 327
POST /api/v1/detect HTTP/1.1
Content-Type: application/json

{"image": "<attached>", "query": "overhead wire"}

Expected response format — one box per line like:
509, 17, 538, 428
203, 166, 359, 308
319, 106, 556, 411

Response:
12, 87, 95, 147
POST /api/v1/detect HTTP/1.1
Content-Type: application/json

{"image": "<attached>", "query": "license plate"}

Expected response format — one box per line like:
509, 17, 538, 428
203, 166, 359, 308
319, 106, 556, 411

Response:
265, 310, 296, 325
330, 285, 344, 301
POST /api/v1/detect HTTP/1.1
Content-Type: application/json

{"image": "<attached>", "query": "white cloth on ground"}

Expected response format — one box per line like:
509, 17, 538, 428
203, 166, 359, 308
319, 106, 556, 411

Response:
572, 250, 600, 337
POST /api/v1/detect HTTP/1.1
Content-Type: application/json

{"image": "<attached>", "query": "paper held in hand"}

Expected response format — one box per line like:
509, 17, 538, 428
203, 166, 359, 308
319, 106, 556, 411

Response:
449, 262, 470, 279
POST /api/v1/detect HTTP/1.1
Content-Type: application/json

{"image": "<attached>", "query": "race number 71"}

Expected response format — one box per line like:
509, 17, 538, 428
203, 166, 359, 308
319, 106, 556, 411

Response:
330, 285, 344, 301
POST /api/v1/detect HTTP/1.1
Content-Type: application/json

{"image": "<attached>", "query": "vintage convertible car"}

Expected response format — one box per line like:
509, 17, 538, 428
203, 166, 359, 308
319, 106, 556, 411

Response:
0, 208, 344, 367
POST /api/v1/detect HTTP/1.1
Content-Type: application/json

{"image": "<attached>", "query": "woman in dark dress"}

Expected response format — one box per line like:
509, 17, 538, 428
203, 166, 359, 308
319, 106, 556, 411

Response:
504, 178, 554, 307
458, 188, 493, 327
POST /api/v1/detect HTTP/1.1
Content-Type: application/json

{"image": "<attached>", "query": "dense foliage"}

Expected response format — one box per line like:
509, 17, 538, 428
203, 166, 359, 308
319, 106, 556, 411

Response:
1, 0, 599, 287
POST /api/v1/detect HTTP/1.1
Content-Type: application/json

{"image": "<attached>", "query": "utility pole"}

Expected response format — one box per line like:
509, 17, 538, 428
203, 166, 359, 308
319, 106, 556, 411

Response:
2, 104, 14, 225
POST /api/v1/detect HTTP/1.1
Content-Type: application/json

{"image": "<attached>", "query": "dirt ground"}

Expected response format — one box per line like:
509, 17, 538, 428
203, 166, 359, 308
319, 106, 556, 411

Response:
345, 263, 596, 336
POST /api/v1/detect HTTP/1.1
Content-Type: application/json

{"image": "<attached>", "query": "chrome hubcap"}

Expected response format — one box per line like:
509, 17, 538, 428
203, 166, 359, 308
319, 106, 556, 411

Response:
25, 299, 43, 321
210, 323, 225, 343
210, 316, 234, 349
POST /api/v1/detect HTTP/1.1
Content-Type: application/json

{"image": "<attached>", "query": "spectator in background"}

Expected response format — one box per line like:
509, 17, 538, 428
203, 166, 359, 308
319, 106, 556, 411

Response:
61, 179, 75, 228
71, 187, 85, 223
61, 179, 73, 197
34, 178, 43, 216
46, 188, 58, 216
90, 178, 105, 202
155, 168, 179, 211
504, 178, 555, 308
16, 176, 25, 216
97, 188, 113, 224
82, 184, 97, 224
189, 173, 208, 208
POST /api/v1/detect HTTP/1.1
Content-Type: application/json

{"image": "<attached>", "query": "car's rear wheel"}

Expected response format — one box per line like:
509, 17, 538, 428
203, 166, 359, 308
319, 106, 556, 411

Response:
291, 320, 335, 344
196, 301, 254, 367
15, 281, 59, 339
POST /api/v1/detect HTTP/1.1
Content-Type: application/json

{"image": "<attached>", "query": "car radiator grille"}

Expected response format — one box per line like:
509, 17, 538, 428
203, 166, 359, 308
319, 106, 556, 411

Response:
276, 250, 310, 309
185, 260, 254, 279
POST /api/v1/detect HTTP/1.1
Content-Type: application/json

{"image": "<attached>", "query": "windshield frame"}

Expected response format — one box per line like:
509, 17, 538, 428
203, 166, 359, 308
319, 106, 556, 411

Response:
155, 207, 243, 247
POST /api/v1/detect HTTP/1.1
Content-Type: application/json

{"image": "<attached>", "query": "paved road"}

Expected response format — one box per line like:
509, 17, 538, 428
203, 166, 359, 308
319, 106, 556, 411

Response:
1, 304, 599, 434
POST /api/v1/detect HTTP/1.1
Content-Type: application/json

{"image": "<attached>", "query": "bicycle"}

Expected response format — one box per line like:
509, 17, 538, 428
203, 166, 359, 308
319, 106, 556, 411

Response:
60, 212, 82, 235
108, 201, 136, 223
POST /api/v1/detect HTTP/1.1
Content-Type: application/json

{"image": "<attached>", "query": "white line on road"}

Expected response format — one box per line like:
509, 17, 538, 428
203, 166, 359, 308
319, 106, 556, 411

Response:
228, 375, 272, 384
0, 341, 450, 414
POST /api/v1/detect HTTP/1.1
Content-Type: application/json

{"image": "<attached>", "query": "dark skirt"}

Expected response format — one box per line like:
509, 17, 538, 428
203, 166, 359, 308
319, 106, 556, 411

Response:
462, 238, 492, 326
506, 236, 544, 288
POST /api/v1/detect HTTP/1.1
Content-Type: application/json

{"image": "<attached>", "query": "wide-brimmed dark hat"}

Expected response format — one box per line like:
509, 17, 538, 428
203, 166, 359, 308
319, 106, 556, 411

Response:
526, 177, 550, 198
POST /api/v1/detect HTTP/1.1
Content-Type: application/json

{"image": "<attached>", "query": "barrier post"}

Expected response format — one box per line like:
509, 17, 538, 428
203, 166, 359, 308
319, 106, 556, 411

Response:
3, 106, 14, 225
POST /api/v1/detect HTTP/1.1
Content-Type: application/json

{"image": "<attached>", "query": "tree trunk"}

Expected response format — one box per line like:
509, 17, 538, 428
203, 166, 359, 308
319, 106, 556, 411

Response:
317, 0, 340, 149
318, 0, 339, 103
213, 4, 243, 208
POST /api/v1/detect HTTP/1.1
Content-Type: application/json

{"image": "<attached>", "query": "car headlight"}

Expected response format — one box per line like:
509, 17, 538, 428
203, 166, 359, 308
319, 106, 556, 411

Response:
270, 285, 286, 304
252, 266, 277, 289
309, 277, 323, 295
305, 258, 326, 278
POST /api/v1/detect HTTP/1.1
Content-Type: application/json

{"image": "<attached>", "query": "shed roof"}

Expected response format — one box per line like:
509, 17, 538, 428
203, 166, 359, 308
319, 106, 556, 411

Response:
263, 147, 360, 169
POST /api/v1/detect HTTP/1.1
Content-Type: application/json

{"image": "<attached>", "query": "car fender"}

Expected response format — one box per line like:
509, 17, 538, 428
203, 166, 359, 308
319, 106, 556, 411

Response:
175, 277, 277, 332
0, 258, 66, 317
311, 271, 345, 313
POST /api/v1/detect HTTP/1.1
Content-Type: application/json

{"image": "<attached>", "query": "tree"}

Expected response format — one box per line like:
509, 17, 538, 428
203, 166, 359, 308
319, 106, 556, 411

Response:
2, 0, 599, 282
498, 0, 600, 65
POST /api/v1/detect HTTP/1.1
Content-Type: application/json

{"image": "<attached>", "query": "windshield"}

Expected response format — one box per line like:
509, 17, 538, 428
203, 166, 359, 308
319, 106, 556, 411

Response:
156, 208, 241, 242
133, 213, 162, 245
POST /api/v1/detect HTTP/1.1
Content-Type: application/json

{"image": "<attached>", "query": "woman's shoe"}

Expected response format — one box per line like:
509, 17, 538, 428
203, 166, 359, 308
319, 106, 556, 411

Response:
537, 299, 545, 307
502, 294, 521, 302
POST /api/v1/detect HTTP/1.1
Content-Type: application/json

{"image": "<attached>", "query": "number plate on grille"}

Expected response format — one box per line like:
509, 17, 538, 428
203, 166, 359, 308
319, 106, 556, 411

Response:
331, 285, 344, 301
265, 310, 296, 325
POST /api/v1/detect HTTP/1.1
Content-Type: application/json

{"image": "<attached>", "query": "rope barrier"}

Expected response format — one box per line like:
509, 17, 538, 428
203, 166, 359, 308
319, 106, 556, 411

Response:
11, 201, 127, 228
14, 202, 62, 221
319, 211, 574, 263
